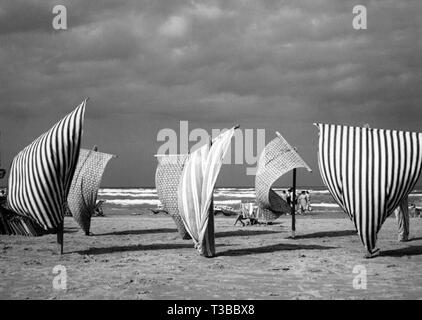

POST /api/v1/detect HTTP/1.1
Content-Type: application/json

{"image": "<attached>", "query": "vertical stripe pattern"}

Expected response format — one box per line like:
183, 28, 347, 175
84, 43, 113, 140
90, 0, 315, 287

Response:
7, 101, 86, 231
178, 128, 235, 254
316, 123, 422, 253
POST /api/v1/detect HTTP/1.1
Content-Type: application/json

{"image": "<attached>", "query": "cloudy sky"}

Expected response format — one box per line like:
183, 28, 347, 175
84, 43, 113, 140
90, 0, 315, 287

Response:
0, 0, 421, 187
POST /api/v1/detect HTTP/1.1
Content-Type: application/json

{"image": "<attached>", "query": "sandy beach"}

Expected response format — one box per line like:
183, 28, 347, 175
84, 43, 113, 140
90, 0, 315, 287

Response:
0, 212, 421, 300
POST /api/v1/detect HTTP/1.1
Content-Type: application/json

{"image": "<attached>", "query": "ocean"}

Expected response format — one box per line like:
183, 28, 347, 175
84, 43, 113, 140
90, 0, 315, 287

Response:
98, 187, 422, 215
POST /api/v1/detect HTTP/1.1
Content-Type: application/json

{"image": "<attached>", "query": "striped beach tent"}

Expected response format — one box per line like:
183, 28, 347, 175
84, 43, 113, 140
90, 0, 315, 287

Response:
178, 127, 237, 257
255, 132, 311, 222
67, 147, 115, 235
315, 123, 422, 257
7, 100, 86, 234
155, 154, 191, 239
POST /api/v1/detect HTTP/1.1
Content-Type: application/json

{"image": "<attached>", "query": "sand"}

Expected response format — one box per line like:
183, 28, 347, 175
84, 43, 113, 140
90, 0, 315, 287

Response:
0, 213, 421, 300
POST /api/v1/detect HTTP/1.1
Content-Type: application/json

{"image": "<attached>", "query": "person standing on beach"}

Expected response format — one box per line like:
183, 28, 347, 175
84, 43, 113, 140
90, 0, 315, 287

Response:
297, 191, 308, 215
286, 189, 292, 206
394, 197, 410, 242
305, 191, 312, 211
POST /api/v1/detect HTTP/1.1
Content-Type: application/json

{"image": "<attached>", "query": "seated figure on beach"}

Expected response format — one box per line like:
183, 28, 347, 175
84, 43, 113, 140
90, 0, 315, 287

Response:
234, 203, 258, 227
409, 203, 422, 218
93, 200, 105, 217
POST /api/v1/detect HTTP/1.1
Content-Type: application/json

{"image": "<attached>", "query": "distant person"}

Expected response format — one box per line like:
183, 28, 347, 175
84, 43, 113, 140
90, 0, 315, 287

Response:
281, 190, 287, 202
409, 203, 422, 218
394, 197, 409, 242
306, 191, 312, 212
297, 191, 308, 215
93, 200, 105, 217
0, 189, 6, 207
286, 188, 292, 207
234, 203, 250, 227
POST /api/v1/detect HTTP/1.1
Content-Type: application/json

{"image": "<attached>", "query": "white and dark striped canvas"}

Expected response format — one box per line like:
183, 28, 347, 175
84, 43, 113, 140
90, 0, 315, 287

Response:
7, 100, 86, 231
178, 128, 236, 255
315, 123, 422, 254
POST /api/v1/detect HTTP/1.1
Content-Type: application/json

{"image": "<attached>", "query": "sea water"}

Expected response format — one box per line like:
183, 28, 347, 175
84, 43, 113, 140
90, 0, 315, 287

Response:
97, 187, 422, 215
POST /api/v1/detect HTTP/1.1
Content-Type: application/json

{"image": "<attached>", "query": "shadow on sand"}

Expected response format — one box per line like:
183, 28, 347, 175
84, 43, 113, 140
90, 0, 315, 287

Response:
94, 228, 178, 236
74, 243, 232, 255
381, 245, 422, 257
215, 230, 282, 238
218, 243, 336, 257
74, 243, 193, 255
293, 230, 357, 239
64, 227, 80, 234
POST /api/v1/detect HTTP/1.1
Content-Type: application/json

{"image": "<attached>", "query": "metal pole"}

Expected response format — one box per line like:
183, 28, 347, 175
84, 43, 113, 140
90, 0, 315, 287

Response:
207, 193, 215, 257
57, 220, 64, 255
204, 136, 216, 257
291, 168, 297, 239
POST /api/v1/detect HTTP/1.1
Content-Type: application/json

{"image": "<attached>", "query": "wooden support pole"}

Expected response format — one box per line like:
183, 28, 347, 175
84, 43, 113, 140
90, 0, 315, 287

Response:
207, 196, 216, 257
202, 137, 216, 257
207, 135, 216, 258
291, 168, 297, 239
57, 220, 64, 255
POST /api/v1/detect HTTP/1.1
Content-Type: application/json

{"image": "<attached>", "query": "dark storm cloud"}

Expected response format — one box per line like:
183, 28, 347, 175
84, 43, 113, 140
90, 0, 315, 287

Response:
0, 0, 421, 186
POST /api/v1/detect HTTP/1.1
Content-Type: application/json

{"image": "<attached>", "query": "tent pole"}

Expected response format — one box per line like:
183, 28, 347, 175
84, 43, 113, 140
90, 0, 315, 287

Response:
206, 136, 216, 257
291, 168, 297, 239
57, 221, 64, 255
207, 194, 215, 257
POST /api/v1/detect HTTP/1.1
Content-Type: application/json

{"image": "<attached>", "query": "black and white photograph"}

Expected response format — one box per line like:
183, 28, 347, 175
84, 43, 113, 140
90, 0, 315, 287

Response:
0, 0, 421, 303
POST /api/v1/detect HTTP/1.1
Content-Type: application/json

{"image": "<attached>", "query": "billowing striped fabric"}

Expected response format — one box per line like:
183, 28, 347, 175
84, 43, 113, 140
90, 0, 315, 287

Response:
67, 148, 114, 234
255, 132, 311, 219
178, 128, 236, 255
7, 100, 86, 231
316, 123, 422, 254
